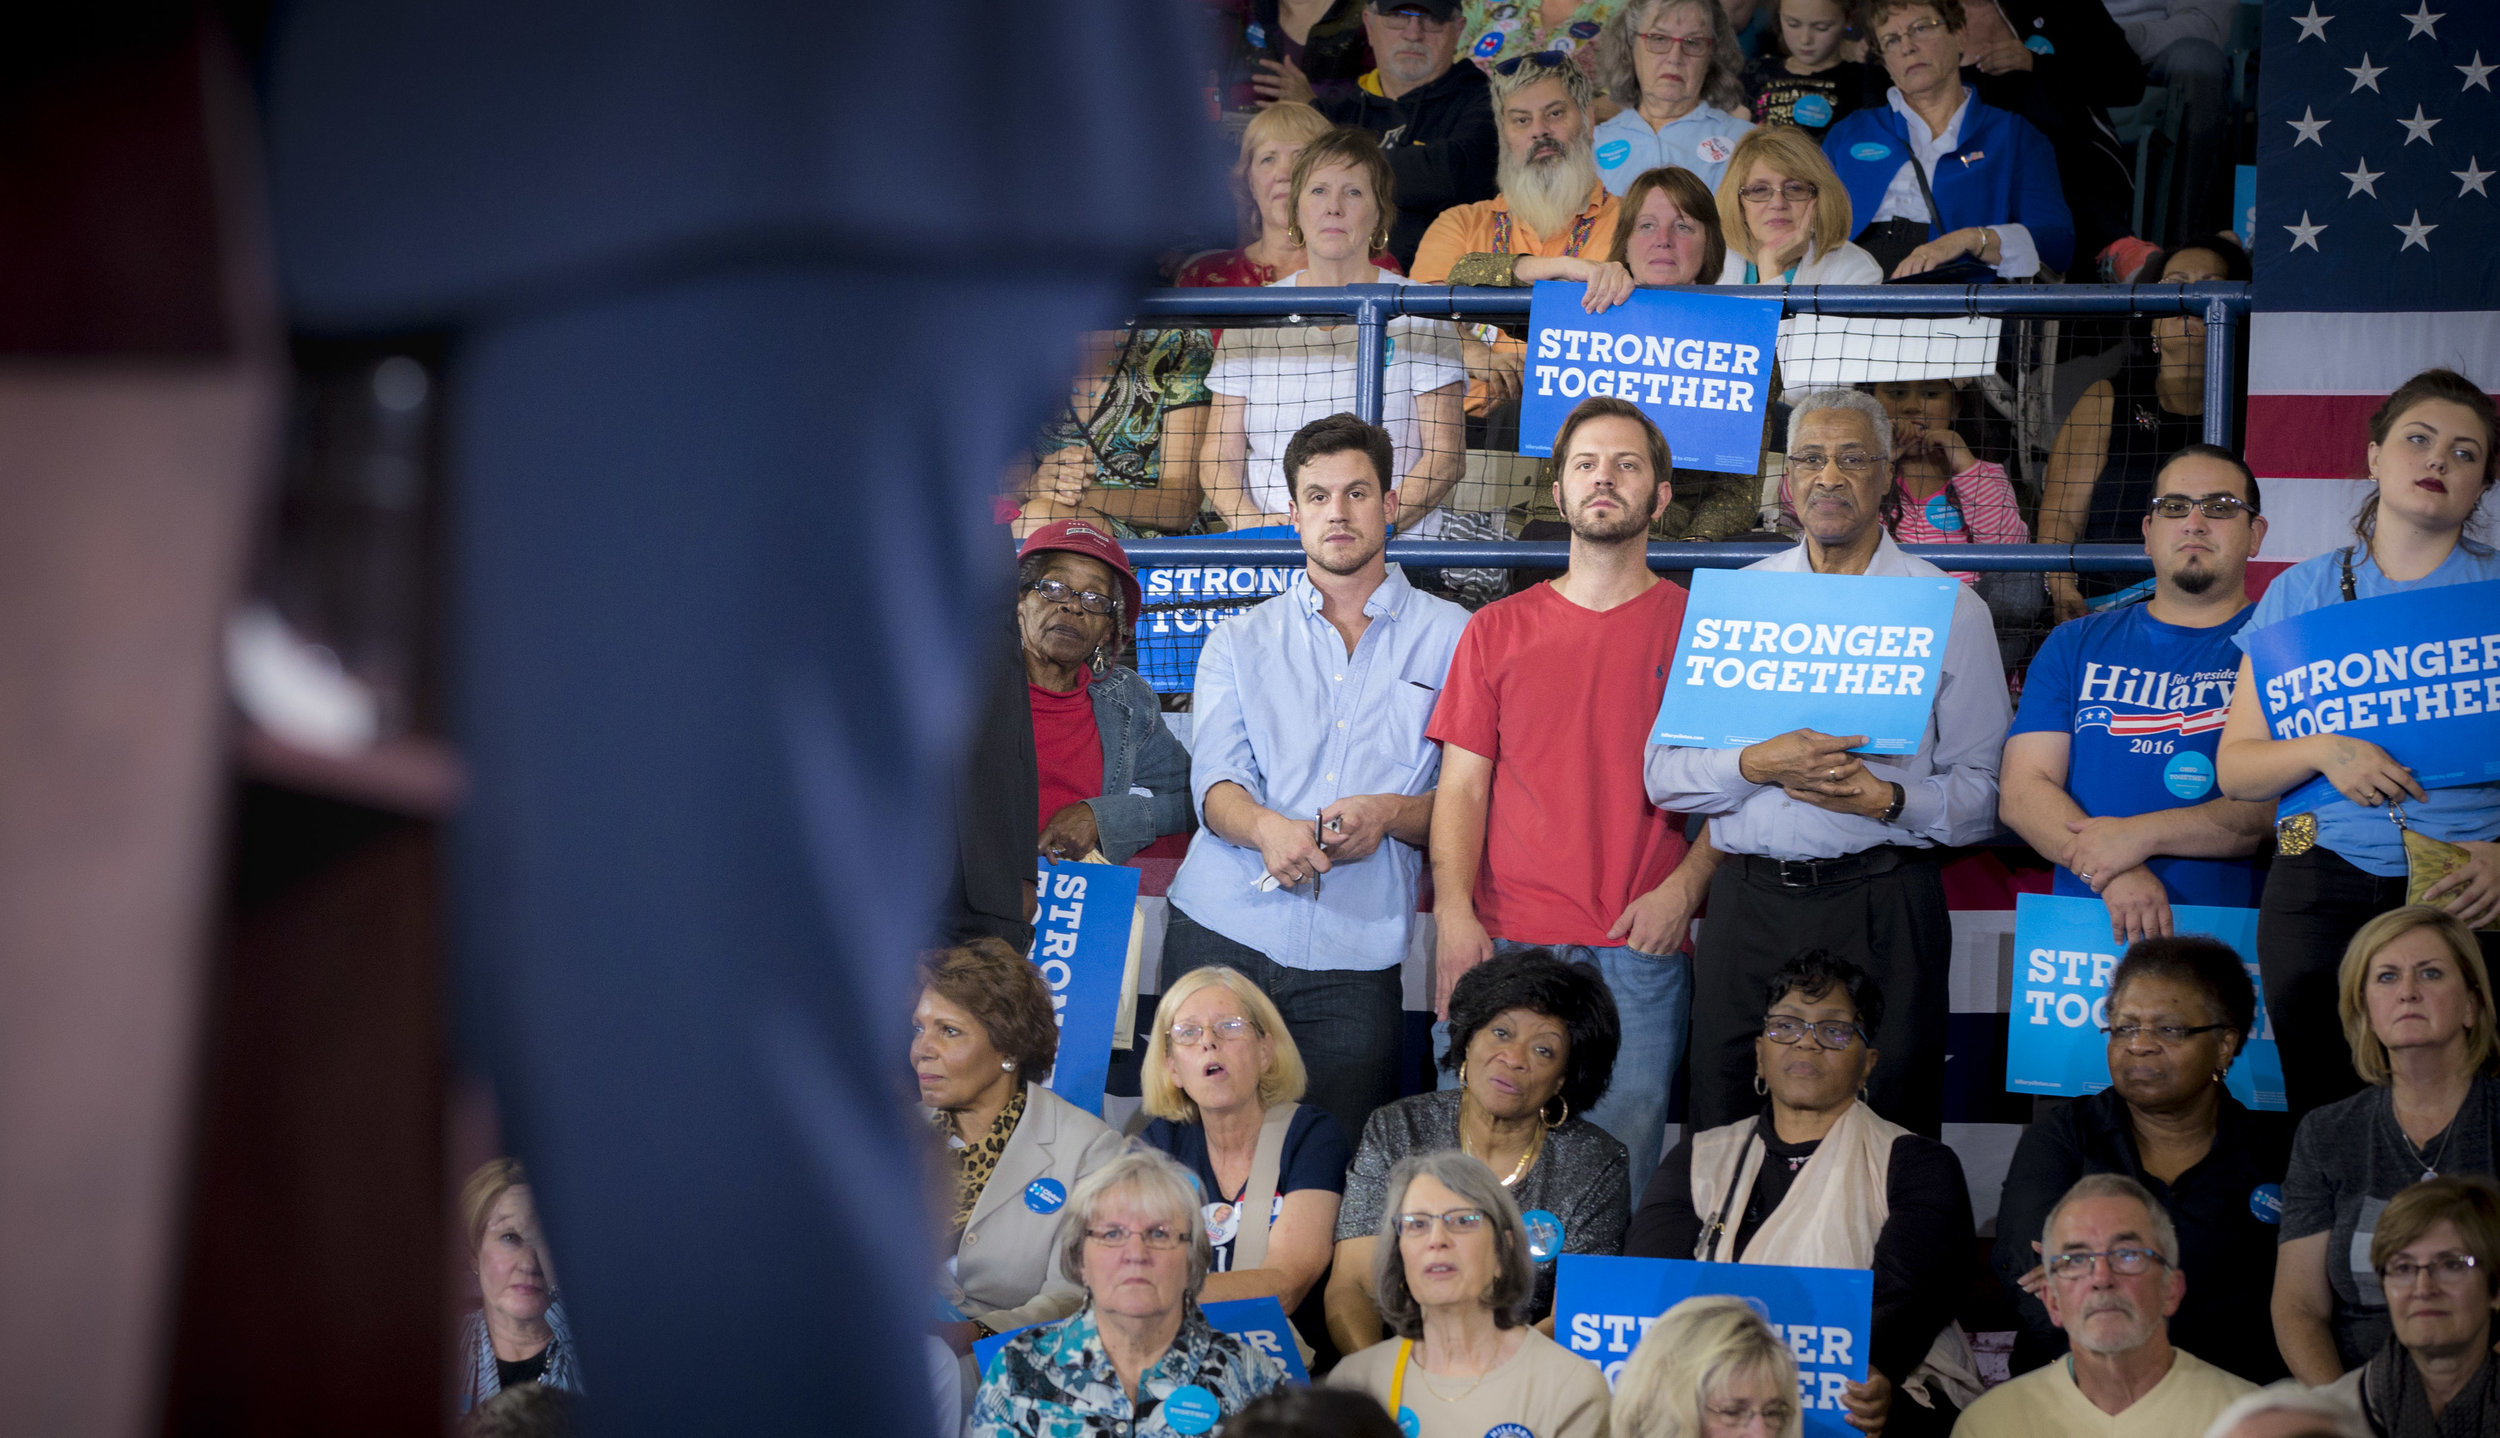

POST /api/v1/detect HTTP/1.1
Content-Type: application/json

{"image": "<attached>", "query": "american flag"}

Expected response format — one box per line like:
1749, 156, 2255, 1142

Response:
2248, 0, 2500, 577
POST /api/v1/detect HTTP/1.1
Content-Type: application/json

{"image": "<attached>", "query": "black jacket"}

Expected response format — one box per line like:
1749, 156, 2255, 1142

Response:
1991, 1088, 2293, 1386
1320, 62, 1498, 272
1966, 0, 2147, 268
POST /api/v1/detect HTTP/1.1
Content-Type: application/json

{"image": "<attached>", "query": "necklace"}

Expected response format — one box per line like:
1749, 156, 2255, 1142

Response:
2395, 1089, 2459, 1183
1464, 1118, 1544, 1187
1417, 1352, 1496, 1403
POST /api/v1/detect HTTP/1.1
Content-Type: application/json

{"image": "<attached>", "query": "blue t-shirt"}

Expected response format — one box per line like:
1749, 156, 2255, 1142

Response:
1139, 1106, 1352, 1274
2233, 539, 2500, 877
2013, 602, 2264, 907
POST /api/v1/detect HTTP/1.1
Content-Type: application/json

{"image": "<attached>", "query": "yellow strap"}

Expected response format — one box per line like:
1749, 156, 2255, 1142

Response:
1389, 1338, 1412, 1418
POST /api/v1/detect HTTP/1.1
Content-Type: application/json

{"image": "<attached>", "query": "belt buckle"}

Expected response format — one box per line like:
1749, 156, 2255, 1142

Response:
2277, 813, 2317, 857
1775, 858, 1820, 888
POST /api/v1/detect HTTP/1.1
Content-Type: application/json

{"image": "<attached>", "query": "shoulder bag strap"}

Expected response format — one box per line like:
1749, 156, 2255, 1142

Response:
1906, 149, 1945, 242
1231, 1103, 1298, 1272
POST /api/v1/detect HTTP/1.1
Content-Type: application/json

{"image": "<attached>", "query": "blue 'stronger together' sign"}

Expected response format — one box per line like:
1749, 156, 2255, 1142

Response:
1029, 857, 1140, 1118
1558, 1255, 1872, 1438
2004, 893, 2285, 1111
1519, 282, 1784, 473
1133, 527, 1301, 695
971, 1296, 1310, 1385
1652, 568, 1962, 754
2242, 580, 2500, 794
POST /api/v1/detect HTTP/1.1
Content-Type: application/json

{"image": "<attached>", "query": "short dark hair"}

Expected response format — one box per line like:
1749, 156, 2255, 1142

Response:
1282, 411, 1395, 496
2154, 442, 2262, 514
1227, 1387, 1405, 1438
2373, 1176, 2500, 1302
2152, 234, 2253, 284
917, 937, 1060, 1080
1865, 0, 1964, 32
1548, 395, 1673, 487
1761, 951, 1885, 1034
1608, 164, 1729, 284
1440, 948, 1624, 1114
2109, 934, 2258, 1039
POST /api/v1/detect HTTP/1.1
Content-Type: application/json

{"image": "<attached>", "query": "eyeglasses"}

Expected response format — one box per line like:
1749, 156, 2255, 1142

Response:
1086, 1224, 1185, 1250
2383, 1252, 2481, 1288
1636, 30, 1714, 57
1026, 577, 1118, 615
1737, 180, 1819, 205
1168, 1016, 1259, 1047
1877, 18, 1946, 54
1704, 1400, 1800, 1429
2102, 1021, 2229, 1045
2043, 1247, 2168, 1279
1393, 1208, 1490, 1237
1492, 49, 1571, 75
1786, 450, 1881, 477
2147, 494, 2258, 521
1763, 1016, 1866, 1050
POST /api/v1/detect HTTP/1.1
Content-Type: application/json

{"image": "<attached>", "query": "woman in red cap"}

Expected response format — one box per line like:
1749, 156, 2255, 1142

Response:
1015, 520, 1197, 864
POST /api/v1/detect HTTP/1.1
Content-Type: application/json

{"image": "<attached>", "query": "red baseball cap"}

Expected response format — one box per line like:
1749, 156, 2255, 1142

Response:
1017, 519, 1144, 620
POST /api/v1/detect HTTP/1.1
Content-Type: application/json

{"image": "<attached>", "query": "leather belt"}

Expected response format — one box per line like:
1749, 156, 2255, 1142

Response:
1736, 845, 1926, 889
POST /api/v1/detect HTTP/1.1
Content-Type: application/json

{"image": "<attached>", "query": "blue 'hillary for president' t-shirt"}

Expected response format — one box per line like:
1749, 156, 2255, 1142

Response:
2011, 602, 2264, 907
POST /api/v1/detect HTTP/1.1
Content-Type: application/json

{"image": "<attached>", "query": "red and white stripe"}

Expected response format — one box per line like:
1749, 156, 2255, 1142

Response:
2106, 707, 2230, 737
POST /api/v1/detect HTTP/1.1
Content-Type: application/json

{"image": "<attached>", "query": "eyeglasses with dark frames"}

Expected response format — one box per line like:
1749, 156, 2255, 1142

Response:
2146, 494, 2258, 520
1635, 30, 1714, 56
1762, 1016, 1867, 1050
2383, 1252, 2481, 1288
1737, 180, 1820, 205
1085, 1224, 1184, 1250
2102, 1021, 2229, 1045
1786, 450, 1881, 477
1025, 577, 1118, 615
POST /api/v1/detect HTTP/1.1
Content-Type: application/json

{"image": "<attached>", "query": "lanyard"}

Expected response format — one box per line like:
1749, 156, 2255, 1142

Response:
1390, 1338, 1413, 1416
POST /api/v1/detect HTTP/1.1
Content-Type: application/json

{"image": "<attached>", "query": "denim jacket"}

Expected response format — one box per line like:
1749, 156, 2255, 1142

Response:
1083, 665, 1195, 864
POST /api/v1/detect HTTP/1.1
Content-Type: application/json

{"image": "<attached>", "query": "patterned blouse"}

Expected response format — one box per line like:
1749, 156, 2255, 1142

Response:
1457, 0, 1625, 79
1030, 330, 1216, 493
456, 1304, 584, 1416
969, 1300, 1285, 1438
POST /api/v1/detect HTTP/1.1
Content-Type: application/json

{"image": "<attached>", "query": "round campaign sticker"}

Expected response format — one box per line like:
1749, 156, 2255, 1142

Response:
1164, 1385, 1223, 1435
1596, 138, 1633, 169
1473, 30, 1507, 58
1571, 19, 1603, 38
1024, 1177, 1068, 1215
1793, 93, 1834, 127
2164, 749, 2217, 800
1924, 492, 1966, 533
1698, 135, 1735, 164
1398, 1408, 1423, 1438
2025, 33, 2056, 53
1523, 1209, 1566, 1263
1850, 142, 1893, 162
1487, 1426, 1537, 1438
1246, 22, 1267, 49
2251, 1182, 2285, 1224
1203, 1201, 1243, 1249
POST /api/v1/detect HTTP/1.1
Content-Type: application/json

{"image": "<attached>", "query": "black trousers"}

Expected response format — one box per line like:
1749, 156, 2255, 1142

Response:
2260, 846, 2500, 1121
1687, 851, 1953, 1136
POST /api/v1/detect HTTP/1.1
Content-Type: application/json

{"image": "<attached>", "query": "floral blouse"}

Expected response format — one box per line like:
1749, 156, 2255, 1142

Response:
1458, 0, 1625, 78
969, 1300, 1285, 1438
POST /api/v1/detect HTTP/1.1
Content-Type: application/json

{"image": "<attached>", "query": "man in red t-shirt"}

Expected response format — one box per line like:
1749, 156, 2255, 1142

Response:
1425, 395, 1721, 1193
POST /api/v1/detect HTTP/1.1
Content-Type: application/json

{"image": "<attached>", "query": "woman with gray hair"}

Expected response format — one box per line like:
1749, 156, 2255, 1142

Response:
1590, 0, 1754, 193
1330, 1152, 1612, 1438
968, 1146, 1286, 1437
1612, 1294, 1802, 1438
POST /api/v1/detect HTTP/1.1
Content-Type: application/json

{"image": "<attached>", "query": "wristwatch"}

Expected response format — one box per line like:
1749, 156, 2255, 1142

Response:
1880, 782, 1906, 825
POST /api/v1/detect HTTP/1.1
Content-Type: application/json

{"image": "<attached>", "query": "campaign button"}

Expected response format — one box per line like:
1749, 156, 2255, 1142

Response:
2025, 34, 2056, 53
1698, 135, 1734, 164
1793, 93, 1833, 126
1025, 1177, 1068, 1214
1597, 139, 1633, 168
1850, 142, 1892, 162
2252, 1182, 2285, 1224
2164, 749, 2217, 800
1924, 492, 1965, 533
1398, 1409, 1422, 1438
1523, 1209, 1566, 1263
1474, 31, 1507, 57
1164, 1385, 1223, 1434
1570, 19, 1602, 37
1487, 1426, 1536, 1438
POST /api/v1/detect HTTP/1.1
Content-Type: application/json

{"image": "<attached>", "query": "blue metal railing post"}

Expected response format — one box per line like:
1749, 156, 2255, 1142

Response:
2202, 294, 2236, 451
1350, 285, 1394, 426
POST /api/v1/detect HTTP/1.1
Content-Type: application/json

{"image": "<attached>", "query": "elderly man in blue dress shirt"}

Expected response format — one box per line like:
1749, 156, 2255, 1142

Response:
1163, 412, 1472, 1142
1646, 388, 2010, 1141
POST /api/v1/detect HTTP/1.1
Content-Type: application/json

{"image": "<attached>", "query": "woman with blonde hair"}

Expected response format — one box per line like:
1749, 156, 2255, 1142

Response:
1713, 124, 1879, 284
1180, 102, 1398, 289
455, 1158, 583, 1417
1613, 1295, 1803, 1438
2274, 907, 2500, 1385
1136, 966, 1351, 1313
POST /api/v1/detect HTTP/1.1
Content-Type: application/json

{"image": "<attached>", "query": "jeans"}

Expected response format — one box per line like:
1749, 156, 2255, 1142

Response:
1434, 940, 1692, 1200
1160, 907, 1406, 1143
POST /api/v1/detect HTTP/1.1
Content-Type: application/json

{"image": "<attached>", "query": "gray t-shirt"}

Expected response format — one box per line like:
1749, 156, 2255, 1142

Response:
2281, 1076, 2500, 1367
1337, 1090, 1630, 1321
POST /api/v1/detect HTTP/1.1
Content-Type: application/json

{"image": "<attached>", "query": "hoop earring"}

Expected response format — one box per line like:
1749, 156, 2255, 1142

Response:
1859, 1084, 1871, 1103
1089, 643, 1108, 675
1753, 1073, 1768, 1096
1542, 1095, 1569, 1130
1458, 1060, 1468, 1088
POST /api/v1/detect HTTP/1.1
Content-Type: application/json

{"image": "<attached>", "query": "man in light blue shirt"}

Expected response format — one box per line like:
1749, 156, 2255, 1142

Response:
1591, 0, 1754, 194
1163, 413, 1471, 1138
1645, 388, 2009, 1136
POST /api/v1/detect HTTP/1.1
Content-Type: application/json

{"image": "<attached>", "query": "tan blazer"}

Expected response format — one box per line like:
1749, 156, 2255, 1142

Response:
941, 1082, 1125, 1332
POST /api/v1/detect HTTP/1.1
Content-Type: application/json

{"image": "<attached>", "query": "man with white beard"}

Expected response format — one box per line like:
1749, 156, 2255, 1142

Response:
1409, 55, 1619, 287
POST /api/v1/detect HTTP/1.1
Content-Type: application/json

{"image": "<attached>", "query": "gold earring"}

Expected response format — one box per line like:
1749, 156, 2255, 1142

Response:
1459, 1060, 1468, 1088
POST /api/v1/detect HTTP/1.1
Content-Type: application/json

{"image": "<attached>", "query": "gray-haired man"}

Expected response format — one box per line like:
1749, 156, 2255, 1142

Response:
1646, 389, 2010, 1138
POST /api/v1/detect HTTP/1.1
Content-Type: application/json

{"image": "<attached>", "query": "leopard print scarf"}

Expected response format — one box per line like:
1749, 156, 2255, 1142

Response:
938, 1085, 1028, 1234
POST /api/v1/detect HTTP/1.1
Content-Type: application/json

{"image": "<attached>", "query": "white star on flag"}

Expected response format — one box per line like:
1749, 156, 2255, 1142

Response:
2394, 211, 2437, 250
2289, 106, 2331, 145
2285, 211, 2327, 251
2397, 104, 2441, 144
2292, 2, 2332, 41
2404, 1, 2444, 39
2457, 158, 2494, 198
2462, 52, 2495, 91
2342, 157, 2383, 196
2346, 54, 2386, 91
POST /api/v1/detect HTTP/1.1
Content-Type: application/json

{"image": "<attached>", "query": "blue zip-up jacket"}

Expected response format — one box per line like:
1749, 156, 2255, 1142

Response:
1822, 87, 2075, 276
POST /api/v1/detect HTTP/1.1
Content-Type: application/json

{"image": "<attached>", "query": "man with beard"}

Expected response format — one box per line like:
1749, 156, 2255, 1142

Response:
1319, 0, 1498, 273
2000, 444, 2276, 947
1408, 54, 1620, 286
1426, 395, 1719, 1194
1165, 412, 1470, 1139
1957, 1175, 2254, 1437
1647, 389, 2008, 1137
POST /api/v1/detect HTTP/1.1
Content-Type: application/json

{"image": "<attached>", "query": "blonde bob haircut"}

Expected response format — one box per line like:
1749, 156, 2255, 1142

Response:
1613, 1295, 1803, 1438
2339, 905, 2499, 1086
1238, 101, 1334, 179
1141, 965, 1308, 1122
1053, 1144, 1215, 1299
1714, 126, 1855, 267
462, 1157, 530, 1257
